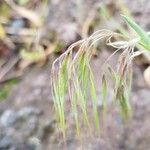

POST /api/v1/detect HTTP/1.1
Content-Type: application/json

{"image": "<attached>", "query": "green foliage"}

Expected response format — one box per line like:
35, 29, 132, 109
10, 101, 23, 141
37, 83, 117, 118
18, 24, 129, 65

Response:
54, 42, 65, 54
0, 3, 10, 18
0, 79, 19, 101
123, 15, 150, 51
0, 24, 5, 39
20, 49, 45, 62
16, 0, 30, 5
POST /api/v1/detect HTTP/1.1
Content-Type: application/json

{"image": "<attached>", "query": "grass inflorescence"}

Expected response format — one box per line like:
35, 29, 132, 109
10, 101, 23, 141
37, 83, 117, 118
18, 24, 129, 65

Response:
51, 16, 150, 138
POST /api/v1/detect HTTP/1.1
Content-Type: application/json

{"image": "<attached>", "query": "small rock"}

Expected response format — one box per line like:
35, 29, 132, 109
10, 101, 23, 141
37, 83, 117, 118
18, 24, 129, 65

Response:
12, 142, 36, 150
38, 120, 55, 141
17, 107, 41, 119
11, 18, 26, 29
144, 66, 150, 87
20, 116, 38, 137
0, 110, 18, 127
0, 134, 12, 149
29, 137, 42, 150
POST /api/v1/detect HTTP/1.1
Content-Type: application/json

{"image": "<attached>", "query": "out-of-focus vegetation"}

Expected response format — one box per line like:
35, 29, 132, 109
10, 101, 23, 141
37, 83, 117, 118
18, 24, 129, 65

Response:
0, 79, 19, 101
0, 0, 50, 97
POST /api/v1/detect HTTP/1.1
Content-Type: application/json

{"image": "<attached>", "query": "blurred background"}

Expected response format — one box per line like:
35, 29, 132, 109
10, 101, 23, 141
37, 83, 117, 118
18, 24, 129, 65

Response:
0, 0, 150, 149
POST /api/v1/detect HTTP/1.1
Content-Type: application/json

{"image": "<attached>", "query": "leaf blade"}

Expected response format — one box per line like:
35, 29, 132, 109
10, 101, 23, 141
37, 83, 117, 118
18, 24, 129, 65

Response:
123, 15, 150, 51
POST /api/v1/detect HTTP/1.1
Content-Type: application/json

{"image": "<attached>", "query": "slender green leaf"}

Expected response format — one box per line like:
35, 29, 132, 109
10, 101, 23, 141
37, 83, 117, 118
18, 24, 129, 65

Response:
123, 15, 150, 51
89, 66, 100, 133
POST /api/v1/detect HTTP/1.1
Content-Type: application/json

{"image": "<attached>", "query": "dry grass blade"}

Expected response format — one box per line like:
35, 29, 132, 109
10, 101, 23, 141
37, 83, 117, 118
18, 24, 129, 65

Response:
0, 56, 19, 81
4, 0, 42, 27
